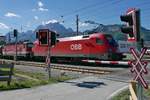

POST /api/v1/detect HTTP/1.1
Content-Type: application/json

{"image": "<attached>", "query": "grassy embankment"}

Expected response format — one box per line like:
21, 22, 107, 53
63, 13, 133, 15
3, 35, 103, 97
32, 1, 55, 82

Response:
112, 89, 150, 100
113, 53, 150, 99
0, 69, 72, 91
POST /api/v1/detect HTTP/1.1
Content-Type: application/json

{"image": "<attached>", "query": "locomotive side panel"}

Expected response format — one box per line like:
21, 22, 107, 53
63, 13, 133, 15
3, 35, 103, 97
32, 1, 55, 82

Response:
2, 43, 33, 57
32, 33, 124, 60
32, 42, 48, 57
88, 36, 109, 60
51, 38, 90, 58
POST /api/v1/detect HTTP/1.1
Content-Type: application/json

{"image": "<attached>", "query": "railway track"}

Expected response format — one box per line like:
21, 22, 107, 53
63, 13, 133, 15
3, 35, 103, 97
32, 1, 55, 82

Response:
0, 59, 112, 75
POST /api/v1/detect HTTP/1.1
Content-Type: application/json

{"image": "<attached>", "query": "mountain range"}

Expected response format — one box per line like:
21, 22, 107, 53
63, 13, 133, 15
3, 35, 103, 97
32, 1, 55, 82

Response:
84, 24, 150, 41
5, 22, 150, 43
5, 22, 74, 43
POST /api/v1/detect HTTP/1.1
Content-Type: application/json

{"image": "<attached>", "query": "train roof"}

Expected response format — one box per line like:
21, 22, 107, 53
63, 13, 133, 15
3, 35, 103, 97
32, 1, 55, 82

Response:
59, 33, 106, 41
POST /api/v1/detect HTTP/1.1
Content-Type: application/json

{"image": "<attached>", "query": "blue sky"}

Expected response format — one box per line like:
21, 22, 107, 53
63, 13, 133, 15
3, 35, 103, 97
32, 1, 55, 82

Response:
0, 0, 150, 35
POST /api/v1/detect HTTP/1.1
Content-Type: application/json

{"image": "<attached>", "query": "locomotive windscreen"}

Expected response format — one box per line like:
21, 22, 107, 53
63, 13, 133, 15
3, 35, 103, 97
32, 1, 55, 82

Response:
96, 38, 104, 45
105, 34, 118, 47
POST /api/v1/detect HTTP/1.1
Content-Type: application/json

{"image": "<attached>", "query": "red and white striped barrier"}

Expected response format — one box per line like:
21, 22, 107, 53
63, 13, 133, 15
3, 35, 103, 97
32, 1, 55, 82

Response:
82, 60, 130, 65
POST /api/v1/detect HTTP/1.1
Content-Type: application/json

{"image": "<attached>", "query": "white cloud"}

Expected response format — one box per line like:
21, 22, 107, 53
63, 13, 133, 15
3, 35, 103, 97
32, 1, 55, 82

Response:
5, 12, 21, 18
32, 9, 36, 11
42, 19, 59, 25
0, 23, 9, 29
34, 16, 39, 20
79, 22, 89, 27
38, 7, 48, 11
32, 1, 48, 12
38, 1, 44, 7
45, 19, 58, 24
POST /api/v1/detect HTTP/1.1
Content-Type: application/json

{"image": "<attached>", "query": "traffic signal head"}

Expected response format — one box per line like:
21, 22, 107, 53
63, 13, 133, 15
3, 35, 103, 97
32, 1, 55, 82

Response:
120, 13, 134, 38
38, 29, 49, 45
120, 8, 140, 42
14, 29, 18, 37
50, 31, 59, 46
120, 14, 133, 25
121, 26, 134, 37
37, 29, 59, 46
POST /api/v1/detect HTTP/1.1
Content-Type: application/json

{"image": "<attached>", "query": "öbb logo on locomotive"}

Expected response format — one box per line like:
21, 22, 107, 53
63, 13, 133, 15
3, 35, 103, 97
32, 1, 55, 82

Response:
70, 44, 82, 50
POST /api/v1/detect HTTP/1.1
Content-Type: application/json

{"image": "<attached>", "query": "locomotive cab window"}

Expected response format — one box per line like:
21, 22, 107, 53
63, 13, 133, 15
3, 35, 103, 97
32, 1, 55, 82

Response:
105, 35, 118, 47
96, 38, 104, 45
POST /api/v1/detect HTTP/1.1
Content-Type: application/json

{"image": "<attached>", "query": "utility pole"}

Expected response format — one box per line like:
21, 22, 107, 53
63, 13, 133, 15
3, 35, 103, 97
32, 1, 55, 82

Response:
76, 15, 79, 35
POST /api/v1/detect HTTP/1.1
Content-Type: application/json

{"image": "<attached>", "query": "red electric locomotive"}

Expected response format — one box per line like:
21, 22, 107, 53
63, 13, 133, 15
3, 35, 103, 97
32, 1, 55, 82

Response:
32, 31, 124, 61
2, 41, 33, 57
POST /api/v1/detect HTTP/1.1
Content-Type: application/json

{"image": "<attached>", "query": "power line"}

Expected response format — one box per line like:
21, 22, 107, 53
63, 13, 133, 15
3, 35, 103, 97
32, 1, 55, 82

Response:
80, 0, 150, 20
79, 0, 123, 19
61, 0, 123, 21
59, 0, 124, 31
61, 0, 104, 17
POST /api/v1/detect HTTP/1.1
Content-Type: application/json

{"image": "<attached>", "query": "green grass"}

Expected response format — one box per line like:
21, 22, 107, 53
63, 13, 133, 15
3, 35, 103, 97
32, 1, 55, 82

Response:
144, 88, 150, 97
112, 88, 150, 100
0, 79, 43, 91
15, 69, 46, 80
0, 69, 72, 91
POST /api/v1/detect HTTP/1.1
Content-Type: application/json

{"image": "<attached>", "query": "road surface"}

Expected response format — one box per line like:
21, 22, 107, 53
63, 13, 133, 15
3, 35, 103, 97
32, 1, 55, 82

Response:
1, 62, 150, 100
0, 76, 127, 100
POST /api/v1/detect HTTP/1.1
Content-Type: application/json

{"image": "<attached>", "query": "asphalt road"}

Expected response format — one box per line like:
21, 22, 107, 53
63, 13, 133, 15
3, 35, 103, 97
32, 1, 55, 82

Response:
0, 76, 128, 100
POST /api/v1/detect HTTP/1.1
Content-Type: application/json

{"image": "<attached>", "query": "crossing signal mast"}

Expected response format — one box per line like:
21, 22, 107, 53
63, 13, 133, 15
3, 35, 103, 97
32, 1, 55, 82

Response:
120, 8, 140, 42
14, 29, 18, 61
121, 8, 145, 100
36, 29, 59, 79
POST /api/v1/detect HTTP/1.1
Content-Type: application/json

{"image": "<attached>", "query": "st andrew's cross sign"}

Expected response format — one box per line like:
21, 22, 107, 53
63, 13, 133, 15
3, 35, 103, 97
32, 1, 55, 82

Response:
130, 47, 149, 89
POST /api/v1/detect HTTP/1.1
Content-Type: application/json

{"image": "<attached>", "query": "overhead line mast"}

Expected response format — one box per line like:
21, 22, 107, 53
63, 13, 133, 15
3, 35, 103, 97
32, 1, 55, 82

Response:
76, 15, 79, 35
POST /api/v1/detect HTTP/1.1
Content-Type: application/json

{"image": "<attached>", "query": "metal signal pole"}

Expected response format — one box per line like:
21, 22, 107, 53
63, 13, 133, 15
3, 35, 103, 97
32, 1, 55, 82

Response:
8, 33, 11, 43
15, 32, 18, 61
135, 10, 143, 100
47, 31, 51, 79
76, 15, 79, 35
